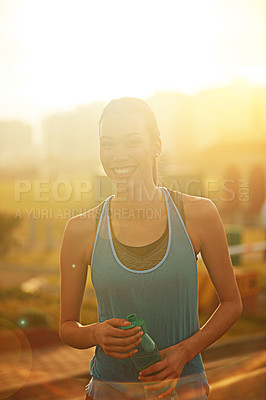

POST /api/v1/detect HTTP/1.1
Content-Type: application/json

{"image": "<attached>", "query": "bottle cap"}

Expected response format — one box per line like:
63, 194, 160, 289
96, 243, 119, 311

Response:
120, 313, 147, 333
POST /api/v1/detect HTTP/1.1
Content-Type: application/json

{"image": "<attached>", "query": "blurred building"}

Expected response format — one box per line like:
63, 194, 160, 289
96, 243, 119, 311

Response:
147, 92, 196, 161
194, 80, 266, 149
199, 141, 266, 226
42, 102, 105, 170
0, 120, 33, 166
190, 81, 266, 225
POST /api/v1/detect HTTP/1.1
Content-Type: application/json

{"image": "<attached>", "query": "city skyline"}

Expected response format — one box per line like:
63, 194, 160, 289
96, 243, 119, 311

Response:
0, 0, 266, 126
1, 83, 265, 169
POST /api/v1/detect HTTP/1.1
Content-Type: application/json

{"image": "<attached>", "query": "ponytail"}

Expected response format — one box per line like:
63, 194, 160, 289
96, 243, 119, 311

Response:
152, 156, 159, 186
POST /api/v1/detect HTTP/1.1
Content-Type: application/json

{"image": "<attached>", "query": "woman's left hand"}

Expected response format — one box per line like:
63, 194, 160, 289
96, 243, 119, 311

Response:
138, 343, 188, 399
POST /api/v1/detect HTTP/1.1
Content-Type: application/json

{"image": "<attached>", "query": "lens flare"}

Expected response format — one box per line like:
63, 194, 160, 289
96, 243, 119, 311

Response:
0, 318, 32, 399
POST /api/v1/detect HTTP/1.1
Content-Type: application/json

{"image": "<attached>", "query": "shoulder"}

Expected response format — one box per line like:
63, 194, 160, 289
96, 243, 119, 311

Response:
62, 202, 105, 264
166, 188, 214, 229
64, 207, 97, 235
65, 200, 106, 232
181, 192, 222, 245
181, 192, 215, 220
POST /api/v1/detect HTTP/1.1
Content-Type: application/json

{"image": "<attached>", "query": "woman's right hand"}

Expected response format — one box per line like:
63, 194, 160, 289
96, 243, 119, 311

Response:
96, 318, 143, 359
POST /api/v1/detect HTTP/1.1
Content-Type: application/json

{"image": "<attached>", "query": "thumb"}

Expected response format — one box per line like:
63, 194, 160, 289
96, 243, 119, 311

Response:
109, 318, 131, 327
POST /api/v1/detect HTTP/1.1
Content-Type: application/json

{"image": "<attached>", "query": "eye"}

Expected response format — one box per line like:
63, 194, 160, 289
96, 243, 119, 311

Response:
127, 139, 142, 146
100, 142, 113, 147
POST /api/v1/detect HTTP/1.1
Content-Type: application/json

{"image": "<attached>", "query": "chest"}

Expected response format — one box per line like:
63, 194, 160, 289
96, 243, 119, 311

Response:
110, 205, 200, 258
111, 213, 168, 246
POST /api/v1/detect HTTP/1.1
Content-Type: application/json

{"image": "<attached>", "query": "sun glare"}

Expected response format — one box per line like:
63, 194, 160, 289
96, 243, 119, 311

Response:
0, 0, 265, 120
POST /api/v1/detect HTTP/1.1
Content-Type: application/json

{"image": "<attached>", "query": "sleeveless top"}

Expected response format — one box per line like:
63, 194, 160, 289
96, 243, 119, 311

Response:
85, 187, 209, 399
94, 188, 198, 270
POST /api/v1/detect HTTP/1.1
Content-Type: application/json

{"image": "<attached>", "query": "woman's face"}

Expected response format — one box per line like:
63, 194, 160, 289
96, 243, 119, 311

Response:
99, 112, 160, 188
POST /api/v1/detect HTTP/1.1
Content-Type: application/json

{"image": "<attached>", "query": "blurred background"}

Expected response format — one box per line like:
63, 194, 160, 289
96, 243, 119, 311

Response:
0, 0, 265, 399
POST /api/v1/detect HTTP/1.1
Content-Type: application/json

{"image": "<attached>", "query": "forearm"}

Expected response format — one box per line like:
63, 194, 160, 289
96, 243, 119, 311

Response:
179, 301, 242, 361
59, 320, 100, 349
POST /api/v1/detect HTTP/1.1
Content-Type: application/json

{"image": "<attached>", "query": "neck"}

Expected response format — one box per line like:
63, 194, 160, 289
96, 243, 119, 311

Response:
112, 180, 164, 207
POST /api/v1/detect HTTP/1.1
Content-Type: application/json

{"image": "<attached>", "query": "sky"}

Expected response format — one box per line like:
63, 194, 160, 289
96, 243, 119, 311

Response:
0, 0, 266, 125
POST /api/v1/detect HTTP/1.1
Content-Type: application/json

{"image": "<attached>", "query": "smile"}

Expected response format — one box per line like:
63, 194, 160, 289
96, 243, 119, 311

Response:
112, 167, 136, 175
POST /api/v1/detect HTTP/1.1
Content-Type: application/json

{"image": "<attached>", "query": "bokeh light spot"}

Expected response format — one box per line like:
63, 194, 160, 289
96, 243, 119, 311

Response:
0, 318, 32, 399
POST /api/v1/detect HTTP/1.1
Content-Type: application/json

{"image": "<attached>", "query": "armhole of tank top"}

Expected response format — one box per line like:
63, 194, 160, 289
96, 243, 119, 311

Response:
178, 191, 186, 227
91, 201, 106, 269
167, 188, 198, 263
167, 188, 186, 227
95, 200, 105, 231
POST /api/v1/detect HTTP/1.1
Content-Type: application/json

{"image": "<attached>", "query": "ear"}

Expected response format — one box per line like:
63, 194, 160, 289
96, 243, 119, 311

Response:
153, 136, 162, 157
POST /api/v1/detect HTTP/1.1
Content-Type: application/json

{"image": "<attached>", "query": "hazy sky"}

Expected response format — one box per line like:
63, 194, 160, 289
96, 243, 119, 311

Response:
0, 0, 266, 124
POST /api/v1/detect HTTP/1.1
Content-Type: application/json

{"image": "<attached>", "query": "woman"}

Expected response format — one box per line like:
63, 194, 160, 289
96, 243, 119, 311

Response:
59, 97, 243, 400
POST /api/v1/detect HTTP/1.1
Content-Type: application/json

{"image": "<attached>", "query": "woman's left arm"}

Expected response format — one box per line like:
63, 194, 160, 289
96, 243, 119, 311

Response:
138, 198, 243, 397
177, 197, 243, 361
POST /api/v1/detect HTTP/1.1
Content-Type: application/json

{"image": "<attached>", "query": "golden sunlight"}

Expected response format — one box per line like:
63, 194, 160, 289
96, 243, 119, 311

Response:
0, 0, 265, 121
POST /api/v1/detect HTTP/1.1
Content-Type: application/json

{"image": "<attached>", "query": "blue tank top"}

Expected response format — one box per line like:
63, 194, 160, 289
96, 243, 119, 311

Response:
87, 186, 210, 399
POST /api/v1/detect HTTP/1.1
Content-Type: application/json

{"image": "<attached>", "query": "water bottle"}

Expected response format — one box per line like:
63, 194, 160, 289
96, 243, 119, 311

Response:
121, 314, 178, 400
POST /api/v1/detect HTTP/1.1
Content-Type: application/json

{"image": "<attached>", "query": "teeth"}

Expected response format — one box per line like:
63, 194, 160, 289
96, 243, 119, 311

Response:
113, 167, 135, 174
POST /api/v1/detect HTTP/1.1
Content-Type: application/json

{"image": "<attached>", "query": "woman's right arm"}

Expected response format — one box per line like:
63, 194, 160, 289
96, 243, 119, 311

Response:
59, 213, 143, 355
59, 214, 99, 349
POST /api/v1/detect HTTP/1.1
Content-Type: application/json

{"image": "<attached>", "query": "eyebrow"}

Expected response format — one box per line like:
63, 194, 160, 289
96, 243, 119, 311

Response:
100, 132, 144, 140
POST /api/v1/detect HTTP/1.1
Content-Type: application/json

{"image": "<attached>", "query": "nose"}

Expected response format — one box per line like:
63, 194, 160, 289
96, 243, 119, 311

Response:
112, 145, 130, 163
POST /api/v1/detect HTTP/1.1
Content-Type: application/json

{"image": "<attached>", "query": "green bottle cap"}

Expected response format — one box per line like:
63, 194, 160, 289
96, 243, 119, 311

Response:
120, 313, 147, 333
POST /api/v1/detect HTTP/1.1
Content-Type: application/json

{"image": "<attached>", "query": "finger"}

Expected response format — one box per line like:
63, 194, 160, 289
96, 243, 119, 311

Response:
139, 368, 169, 384
113, 330, 143, 345
104, 338, 141, 353
101, 329, 142, 351
108, 318, 141, 333
139, 360, 165, 377
107, 336, 143, 352
108, 318, 132, 328
157, 380, 178, 399
110, 325, 141, 338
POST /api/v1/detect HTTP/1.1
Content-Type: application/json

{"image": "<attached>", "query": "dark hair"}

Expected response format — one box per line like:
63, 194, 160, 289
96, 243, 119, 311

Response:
99, 97, 161, 185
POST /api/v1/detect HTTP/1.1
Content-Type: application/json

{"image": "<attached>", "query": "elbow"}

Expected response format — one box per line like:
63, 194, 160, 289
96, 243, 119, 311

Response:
236, 297, 243, 318
59, 321, 63, 340
59, 328, 71, 347
59, 323, 68, 346
59, 328, 65, 344
223, 297, 243, 319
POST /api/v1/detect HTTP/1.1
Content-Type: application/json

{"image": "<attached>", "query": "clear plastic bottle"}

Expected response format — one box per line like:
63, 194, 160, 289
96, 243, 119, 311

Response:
121, 314, 178, 400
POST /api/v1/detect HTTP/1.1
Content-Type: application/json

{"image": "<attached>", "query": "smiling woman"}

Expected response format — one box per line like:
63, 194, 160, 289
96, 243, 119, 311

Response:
59, 97, 243, 400
99, 98, 161, 193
